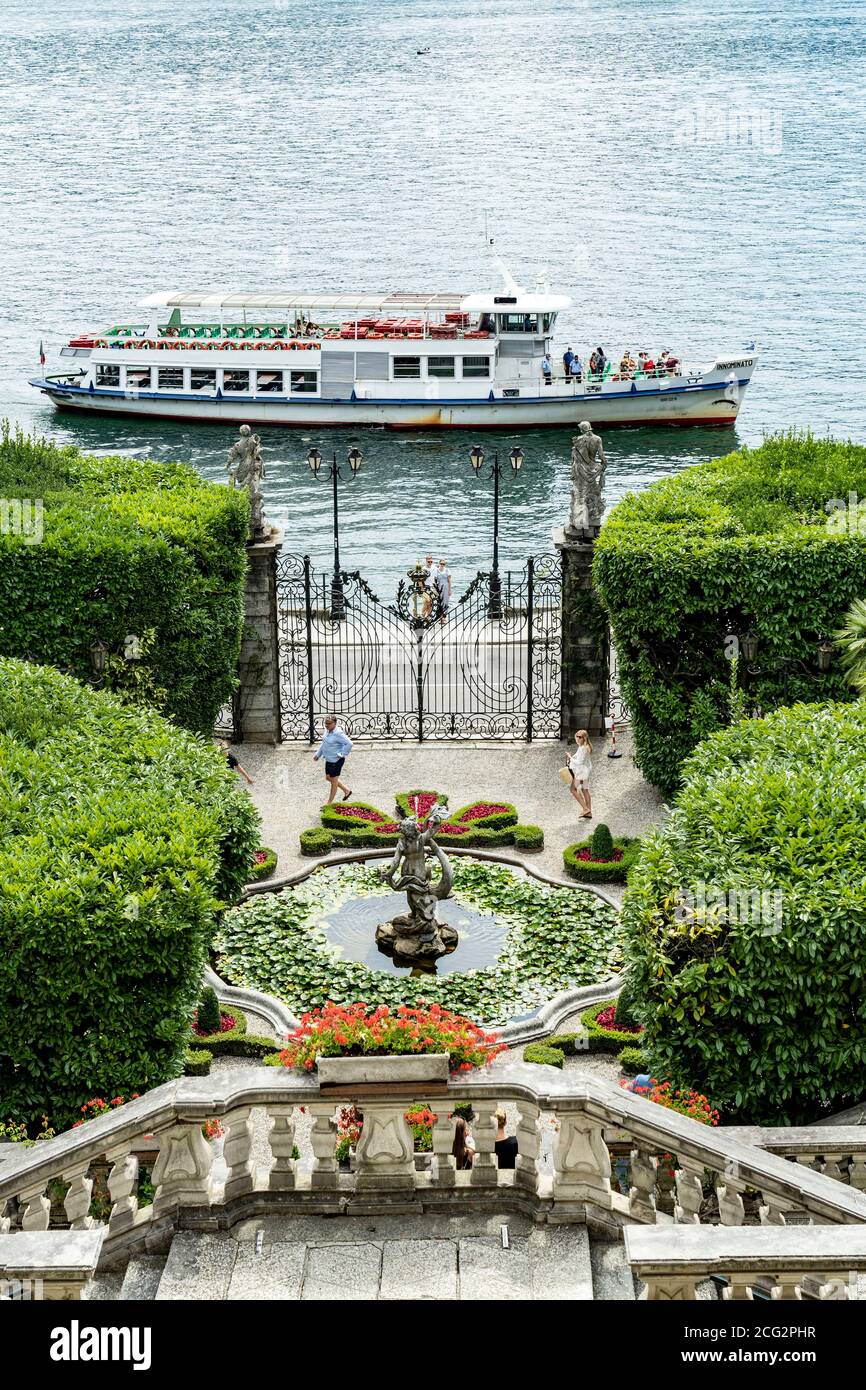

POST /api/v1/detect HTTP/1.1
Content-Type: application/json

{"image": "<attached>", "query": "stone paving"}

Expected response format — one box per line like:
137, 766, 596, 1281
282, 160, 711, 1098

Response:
231, 725, 665, 893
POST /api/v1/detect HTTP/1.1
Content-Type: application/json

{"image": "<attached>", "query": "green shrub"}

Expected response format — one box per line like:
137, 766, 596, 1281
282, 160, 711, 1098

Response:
590, 823, 615, 860
0, 423, 249, 734
613, 972, 643, 1029
199, 1034, 275, 1058
0, 660, 260, 1129
196, 986, 221, 1035
621, 700, 866, 1123
512, 823, 544, 851
580, 1000, 645, 1052
594, 434, 866, 796
563, 838, 640, 883
523, 1042, 565, 1069
300, 827, 333, 856
545, 1033, 582, 1055
184, 1049, 213, 1077
617, 1046, 646, 1075
249, 846, 278, 881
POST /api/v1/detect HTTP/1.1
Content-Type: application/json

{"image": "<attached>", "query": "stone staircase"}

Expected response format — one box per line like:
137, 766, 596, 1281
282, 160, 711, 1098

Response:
85, 1214, 640, 1301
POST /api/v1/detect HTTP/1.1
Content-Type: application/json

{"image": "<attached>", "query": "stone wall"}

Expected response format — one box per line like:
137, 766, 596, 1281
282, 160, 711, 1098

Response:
235, 530, 283, 744
555, 528, 609, 738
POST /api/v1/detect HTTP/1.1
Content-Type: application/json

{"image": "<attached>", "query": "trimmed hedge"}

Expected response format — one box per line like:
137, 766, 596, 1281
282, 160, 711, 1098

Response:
621, 700, 866, 1124
188, 1005, 275, 1057
184, 1049, 213, 1077
512, 823, 544, 851
617, 1046, 646, 1075
580, 1000, 645, 1052
563, 838, 641, 883
249, 846, 278, 882
0, 660, 261, 1130
0, 424, 249, 734
300, 827, 333, 856
523, 1042, 565, 1068
594, 435, 866, 796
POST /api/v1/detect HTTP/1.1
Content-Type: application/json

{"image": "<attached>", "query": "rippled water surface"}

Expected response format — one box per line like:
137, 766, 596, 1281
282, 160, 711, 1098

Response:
2, 0, 864, 592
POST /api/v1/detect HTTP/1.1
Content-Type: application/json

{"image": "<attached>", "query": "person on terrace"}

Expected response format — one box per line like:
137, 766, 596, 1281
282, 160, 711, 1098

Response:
313, 714, 353, 803
452, 1116, 476, 1170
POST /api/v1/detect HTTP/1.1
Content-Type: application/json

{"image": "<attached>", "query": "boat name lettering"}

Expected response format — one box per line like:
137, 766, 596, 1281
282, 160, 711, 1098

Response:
716, 358, 753, 369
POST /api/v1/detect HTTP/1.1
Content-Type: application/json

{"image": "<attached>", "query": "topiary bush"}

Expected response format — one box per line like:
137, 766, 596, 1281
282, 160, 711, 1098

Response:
563, 838, 641, 883
0, 659, 261, 1130
622, 700, 866, 1123
523, 1042, 565, 1068
300, 827, 333, 856
184, 1049, 213, 1077
580, 999, 644, 1052
0, 423, 249, 734
590, 823, 615, 860
196, 986, 221, 1036
512, 823, 544, 851
617, 1046, 646, 1075
594, 434, 866, 796
249, 846, 278, 881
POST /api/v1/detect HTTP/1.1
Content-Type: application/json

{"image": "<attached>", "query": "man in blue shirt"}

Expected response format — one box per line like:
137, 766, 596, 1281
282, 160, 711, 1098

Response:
563, 347, 575, 380
313, 715, 353, 802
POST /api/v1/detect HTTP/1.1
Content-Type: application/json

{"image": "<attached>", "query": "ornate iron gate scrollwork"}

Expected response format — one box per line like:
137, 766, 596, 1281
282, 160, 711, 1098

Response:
276, 552, 562, 742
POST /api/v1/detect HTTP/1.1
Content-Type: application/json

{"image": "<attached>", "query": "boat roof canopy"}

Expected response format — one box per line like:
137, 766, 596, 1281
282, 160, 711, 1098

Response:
137, 289, 573, 315
137, 291, 468, 314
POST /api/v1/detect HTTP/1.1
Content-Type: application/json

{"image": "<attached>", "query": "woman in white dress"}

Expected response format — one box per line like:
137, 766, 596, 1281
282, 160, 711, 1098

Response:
568, 729, 593, 819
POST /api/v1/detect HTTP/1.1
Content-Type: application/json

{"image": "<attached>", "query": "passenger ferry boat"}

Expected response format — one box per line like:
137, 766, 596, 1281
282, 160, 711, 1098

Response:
30, 268, 757, 430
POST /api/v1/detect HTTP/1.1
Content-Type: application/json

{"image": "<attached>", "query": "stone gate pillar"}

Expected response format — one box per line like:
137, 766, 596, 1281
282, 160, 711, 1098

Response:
554, 526, 609, 740
236, 527, 283, 744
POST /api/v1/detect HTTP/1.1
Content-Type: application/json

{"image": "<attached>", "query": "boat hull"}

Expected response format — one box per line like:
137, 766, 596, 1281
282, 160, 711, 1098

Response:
31, 376, 750, 429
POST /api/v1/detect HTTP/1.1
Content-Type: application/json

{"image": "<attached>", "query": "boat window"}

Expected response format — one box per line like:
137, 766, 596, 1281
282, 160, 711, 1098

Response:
96, 364, 120, 387
125, 368, 152, 390
541, 313, 556, 333
461, 356, 492, 379
497, 314, 538, 334
157, 367, 184, 390
393, 356, 422, 379
190, 369, 216, 392
427, 356, 455, 379
223, 370, 250, 393
256, 371, 285, 394
290, 370, 318, 394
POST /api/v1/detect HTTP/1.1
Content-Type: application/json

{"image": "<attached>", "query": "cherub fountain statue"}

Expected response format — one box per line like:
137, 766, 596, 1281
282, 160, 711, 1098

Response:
375, 804, 458, 970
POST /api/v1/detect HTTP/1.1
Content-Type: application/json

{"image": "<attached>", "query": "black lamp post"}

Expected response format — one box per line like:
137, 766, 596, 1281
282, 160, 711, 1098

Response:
469, 444, 524, 619
89, 638, 108, 688
737, 628, 835, 683
307, 445, 364, 620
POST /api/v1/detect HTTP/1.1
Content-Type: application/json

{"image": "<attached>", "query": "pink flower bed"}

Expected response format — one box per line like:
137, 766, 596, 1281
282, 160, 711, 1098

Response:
192, 1011, 236, 1037
596, 1004, 642, 1035
457, 802, 510, 822
572, 847, 624, 863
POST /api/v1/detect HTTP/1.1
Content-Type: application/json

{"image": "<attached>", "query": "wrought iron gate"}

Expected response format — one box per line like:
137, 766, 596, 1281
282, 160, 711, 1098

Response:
277, 553, 562, 742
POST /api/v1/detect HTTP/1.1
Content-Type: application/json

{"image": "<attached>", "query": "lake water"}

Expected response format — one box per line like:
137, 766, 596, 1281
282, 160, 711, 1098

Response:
2, 0, 864, 594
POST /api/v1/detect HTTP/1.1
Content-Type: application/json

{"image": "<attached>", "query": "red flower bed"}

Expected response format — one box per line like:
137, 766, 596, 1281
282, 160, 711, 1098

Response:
253, 850, 268, 864
407, 792, 439, 820
572, 847, 624, 863
374, 822, 400, 834
439, 822, 470, 835
192, 1011, 236, 1036
280, 1001, 506, 1073
457, 802, 510, 822
621, 1078, 720, 1126
595, 1004, 641, 1034
331, 805, 390, 823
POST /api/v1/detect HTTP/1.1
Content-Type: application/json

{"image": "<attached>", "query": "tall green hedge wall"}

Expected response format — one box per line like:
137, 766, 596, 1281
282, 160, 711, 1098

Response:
621, 701, 866, 1124
0, 424, 249, 734
594, 435, 866, 796
0, 660, 261, 1130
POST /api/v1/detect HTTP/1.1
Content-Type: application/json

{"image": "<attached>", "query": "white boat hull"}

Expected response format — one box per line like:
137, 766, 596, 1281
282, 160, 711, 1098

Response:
32, 370, 752, 429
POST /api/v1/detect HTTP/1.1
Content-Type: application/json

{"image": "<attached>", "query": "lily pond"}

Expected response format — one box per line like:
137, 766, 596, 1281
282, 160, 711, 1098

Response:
216, 859, 623, 1026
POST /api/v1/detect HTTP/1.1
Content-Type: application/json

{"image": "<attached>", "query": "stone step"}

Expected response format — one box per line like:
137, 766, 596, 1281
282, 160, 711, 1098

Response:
82, 1269, 124, 1301
589, 1240, 638, 1301
119, 1254, 165, 1301
155, 1231, 237, 1301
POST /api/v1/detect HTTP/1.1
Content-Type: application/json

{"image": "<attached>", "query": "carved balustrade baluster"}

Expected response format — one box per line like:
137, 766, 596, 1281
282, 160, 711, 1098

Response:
722, 1273, 756, 1300
353, 1099, 415, 1193
470, 1101, 499, 1187
223, 1105, 255, 1202
715, 1172, 746, 1226
63, 1162, 94, 1230
643, 1272, 698, 1301
267, 1103, 296, 1191
430, 1107, 456, 1187
513, 1099, 541, 1195
674, 1161, 704, 1224
19, 1179, 51, 1232
850, 1155, 866, 1192
629, 1146, 658, 1222
106, 1144, 140, 1233
308, 1104, 339, 1191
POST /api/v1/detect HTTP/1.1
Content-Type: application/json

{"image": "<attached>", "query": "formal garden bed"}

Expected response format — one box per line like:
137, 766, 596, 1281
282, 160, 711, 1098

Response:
563, 823, 641, 884
216, 857, 621, 1026
301, 788, 544, 854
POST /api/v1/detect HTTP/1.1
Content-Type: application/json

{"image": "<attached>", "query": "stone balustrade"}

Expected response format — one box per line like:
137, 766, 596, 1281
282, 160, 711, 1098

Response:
623, 1225, 866, 1300
3, 1063, 866, 1280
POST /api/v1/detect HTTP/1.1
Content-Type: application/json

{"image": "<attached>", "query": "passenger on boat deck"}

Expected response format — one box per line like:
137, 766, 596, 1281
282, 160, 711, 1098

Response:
618, 352, 631, 377
644, 354, 656, 374
563, 347, 575, 380
541, 353, 552, 385
572, 352, 582, 383
593, 346, 607, 378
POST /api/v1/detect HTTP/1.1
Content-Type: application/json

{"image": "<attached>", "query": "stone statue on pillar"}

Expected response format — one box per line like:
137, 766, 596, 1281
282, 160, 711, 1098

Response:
227, 424, 266, 540
567, 421, 606, 539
